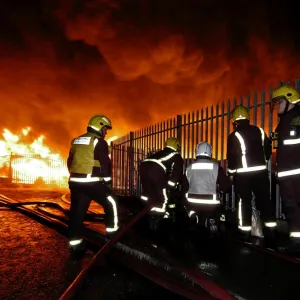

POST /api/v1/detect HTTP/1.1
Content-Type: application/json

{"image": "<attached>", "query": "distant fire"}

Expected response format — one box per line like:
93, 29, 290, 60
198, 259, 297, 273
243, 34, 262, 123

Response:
0, 127, 69, 188
106, 135, 118, 144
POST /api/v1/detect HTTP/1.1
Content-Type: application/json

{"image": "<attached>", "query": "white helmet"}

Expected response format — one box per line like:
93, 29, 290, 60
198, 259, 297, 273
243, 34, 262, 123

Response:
195, 142, 212, 157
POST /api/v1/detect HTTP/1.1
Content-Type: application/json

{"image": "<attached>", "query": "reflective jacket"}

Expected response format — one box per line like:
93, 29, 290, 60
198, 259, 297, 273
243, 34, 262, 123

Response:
227, 121, 271, 174
143, 147, 184, 188
186, 157, 231, 204
276, 106, 300, 178
67, 130, 111, 183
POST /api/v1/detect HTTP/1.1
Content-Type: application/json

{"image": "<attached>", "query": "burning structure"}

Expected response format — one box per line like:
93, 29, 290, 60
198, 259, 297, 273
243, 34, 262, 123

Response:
0, 127, 68, 188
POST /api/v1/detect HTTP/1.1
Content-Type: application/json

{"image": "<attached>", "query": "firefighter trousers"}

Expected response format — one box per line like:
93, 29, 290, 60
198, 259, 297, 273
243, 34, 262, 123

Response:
278, 175, 300, 233
140, 162, 169, 214
234, 170, 275, 227
68, 181, 119, 240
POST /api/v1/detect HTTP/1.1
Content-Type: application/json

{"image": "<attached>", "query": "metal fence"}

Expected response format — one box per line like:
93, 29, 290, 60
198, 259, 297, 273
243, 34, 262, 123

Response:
0, 154, 69, 188
111, 78, 300, 202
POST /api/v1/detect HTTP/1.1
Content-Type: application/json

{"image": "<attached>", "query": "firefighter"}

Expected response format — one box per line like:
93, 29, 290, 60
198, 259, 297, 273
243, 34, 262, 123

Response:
67, 115, 119, 258
185, 142, 232, 234
270, 85, 300, 252
227, 105, 276, 242
139, 137, 184, 228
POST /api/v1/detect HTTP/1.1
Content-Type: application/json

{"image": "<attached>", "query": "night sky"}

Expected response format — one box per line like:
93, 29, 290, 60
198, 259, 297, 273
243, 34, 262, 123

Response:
0, 0, 299, 155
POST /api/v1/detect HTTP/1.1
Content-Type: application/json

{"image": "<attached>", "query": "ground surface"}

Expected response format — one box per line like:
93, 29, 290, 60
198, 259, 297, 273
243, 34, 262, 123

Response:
1, 188, 300, 300
0, 188, 184, 300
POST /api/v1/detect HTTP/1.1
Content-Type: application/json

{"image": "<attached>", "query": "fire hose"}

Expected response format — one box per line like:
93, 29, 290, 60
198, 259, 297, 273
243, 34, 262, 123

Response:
0, 195, 236, 299
59, 204, 153, 300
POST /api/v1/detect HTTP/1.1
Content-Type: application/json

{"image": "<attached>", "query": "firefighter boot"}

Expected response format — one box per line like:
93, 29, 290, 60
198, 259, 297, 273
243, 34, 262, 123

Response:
69, 240, 87, 262
262, 227, 277, 249
237, 228, 252, 242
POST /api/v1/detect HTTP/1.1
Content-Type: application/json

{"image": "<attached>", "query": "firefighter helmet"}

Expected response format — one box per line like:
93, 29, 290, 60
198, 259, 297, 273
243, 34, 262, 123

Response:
270, 85, 300, 104
164, 137, 181, 151
230, 105, 250, 122
195, 142, 212, 157
88, 115, 112, 131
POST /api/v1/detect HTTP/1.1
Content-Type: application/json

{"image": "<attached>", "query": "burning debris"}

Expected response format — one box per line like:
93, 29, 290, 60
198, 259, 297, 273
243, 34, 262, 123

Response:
0, 127, 69, 188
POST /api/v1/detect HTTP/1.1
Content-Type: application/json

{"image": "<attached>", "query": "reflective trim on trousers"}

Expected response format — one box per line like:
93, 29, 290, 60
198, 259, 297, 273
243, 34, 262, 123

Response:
283, 138, 300, 145
141, 195, 148, 201
278, 168, 300, 178
290, 232, 300, 238
189, 211, 199, 223
265, 222, 277, 228
69, 239, 83, 246
106, 196, 119, 232
151, 188, 168, 213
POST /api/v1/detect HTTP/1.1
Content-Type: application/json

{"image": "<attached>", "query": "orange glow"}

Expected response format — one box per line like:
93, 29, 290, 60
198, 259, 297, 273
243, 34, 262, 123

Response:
0, 1, 299, 157
0, 128, 68, 187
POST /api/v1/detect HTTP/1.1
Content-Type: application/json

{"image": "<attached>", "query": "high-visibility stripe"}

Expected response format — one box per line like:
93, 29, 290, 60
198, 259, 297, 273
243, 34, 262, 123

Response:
236, 165, 267, 173
191, 162, 214, 170
106, 196, 119, 232
168, 180, 176, 186
265, 222, 277, 228
69, 239, 83, 246
187, 194, 220, 204
290, 232, 300, 238
69, 177, 102, 182
188, 211, 199, 223
151, 188, 168, 213
278, 168, 300, 178
235, 132, 247, 168
233, 129, 266, 174
283, 138, 300, 145
238, 226, 251, 231
144, 152, 179, 172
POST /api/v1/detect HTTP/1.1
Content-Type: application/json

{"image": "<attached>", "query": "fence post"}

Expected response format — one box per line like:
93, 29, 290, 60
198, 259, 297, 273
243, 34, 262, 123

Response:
110, 141, 114, 190
176, 115, 182, 149
129, 131, 134, 195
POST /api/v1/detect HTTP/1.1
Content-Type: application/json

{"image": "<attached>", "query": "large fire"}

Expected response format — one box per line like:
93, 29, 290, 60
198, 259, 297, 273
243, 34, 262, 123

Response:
0, 127, 69, 188
0, 1, 299, 155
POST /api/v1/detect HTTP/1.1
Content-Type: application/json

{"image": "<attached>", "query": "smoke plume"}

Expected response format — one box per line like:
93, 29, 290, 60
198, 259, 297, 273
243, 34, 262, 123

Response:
0, 0, 299, 156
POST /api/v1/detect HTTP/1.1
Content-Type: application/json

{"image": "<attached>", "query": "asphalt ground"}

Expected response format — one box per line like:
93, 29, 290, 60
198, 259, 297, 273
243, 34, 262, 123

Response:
0, 188, 185, 300
2, 188, 300, 300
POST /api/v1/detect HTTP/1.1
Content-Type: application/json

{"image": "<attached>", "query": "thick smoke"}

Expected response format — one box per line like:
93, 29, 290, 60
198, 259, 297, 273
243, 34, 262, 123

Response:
0, 0, 299, 156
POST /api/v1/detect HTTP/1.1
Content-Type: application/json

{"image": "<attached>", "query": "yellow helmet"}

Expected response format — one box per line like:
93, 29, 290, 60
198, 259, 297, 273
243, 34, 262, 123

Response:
230, 105, 250, 122
164, 137, 181, 152
270, 85, 300, 104
88, 115, 112, 131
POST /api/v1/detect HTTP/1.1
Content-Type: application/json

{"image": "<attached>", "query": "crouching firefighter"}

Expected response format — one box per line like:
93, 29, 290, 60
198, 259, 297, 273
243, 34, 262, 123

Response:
139, 137, 184, 230
227, 105, 276, 244
67, 115, 119, 258
186, 142, 232, 235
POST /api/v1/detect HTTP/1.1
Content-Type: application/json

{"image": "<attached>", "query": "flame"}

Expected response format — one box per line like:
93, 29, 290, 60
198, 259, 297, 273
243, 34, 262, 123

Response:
106, 135, 118, 145
0, 127, 68, 188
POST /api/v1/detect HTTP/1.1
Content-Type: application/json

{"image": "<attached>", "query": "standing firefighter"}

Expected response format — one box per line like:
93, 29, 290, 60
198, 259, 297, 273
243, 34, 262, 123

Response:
227, 105, 276, 242
186, 142, 231, 233
139, 137, 184, 222
67, 115, 119, 258
271, 85, 300, 252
